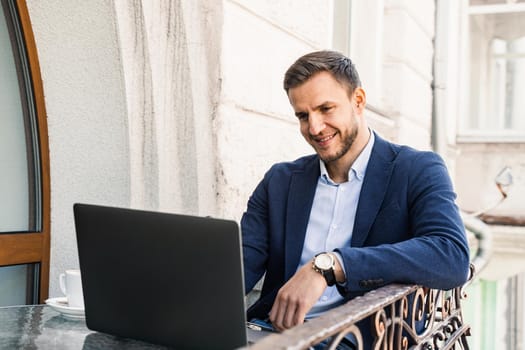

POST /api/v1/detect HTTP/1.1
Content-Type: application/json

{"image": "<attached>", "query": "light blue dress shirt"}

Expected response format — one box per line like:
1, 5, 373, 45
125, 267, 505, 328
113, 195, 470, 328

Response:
300, 131, 375, 318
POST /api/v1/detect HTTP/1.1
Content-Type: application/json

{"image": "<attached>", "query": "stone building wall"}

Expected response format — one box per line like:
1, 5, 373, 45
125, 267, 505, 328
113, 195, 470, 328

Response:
25, 0, 443, 306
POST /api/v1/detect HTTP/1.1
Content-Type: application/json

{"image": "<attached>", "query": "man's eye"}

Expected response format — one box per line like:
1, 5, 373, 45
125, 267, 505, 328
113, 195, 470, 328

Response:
320, 106, 332, 113
296, 113, 308, 120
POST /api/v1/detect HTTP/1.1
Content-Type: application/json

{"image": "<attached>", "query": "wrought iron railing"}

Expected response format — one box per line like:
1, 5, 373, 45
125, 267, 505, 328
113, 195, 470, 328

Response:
247, 216, 490, 350
249, 281, 471, 349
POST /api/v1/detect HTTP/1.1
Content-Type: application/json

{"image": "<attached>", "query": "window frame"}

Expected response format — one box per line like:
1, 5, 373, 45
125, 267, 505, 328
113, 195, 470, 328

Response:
458, 1, 525, 143
0, 0, 50, 304
332, 0, 384, 105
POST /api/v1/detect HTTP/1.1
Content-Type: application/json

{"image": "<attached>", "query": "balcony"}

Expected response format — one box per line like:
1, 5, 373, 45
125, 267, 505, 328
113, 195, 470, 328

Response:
246, 215, 489, 350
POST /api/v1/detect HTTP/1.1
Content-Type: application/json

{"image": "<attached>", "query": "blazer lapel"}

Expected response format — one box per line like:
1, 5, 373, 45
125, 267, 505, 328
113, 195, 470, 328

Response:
351, 133, 396, 247
284, 157, 319, 279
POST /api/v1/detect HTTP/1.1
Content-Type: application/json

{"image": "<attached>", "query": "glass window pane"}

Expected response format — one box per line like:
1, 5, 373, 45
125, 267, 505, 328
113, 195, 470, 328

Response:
0, 264, 36, 306
471, 0, 525, 5
468, 9, 525, 135
0, 1, 37, 232
332, 0, 351, 54
506, 36, 525, 130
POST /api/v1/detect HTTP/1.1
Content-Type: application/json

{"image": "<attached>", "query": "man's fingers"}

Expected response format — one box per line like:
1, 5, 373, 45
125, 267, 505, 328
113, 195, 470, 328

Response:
270, 290, 295, 331
291, 300, 307, 327
268, 261, 327, 331
270, 289, 307, 331
283, 296, 298, 329
269, 295, 287, 331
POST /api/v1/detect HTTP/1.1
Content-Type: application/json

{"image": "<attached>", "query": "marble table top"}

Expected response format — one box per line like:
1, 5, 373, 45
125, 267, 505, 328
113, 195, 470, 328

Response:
0, 304, 172, 349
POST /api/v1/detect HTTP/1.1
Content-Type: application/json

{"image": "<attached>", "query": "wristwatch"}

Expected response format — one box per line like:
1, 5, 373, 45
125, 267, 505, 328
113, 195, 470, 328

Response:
312, 252, 336, 286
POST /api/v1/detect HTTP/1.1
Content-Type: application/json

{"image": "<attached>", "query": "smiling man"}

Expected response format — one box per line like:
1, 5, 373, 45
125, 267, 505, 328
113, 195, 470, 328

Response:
241, 50, 470, 348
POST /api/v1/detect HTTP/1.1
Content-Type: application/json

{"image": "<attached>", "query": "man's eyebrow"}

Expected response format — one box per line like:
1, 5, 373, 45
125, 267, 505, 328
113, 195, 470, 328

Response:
313, 101, 335, 110
294, 101, 336, 117
294, 111, 307, 118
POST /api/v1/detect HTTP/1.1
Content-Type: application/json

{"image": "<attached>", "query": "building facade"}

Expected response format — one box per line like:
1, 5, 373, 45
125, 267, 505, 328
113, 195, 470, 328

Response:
1, 0, 524, 348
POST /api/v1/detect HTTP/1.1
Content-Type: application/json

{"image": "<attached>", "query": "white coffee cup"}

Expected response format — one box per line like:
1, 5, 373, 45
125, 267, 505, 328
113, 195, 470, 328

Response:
59, 269, 84, 309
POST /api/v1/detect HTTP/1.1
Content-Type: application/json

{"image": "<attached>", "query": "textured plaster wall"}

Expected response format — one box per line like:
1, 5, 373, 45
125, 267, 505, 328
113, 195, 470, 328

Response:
217, 0, 441, 220
113, 0, 222, 216
217, 0, 329, 221
27, 0, 224, 298
26, 0, 130, 298
24, 0, 443, 300
455, 143, 525, 218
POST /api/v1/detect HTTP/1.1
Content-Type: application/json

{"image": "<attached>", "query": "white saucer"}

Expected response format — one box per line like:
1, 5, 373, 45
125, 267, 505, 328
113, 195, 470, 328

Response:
45, 297, 85, 320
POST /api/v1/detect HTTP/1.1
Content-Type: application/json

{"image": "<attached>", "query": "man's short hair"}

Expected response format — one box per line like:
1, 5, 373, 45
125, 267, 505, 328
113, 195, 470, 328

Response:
283, 50, 361, 97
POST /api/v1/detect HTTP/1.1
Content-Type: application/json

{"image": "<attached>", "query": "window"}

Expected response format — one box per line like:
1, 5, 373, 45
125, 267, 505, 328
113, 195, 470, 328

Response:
0, 0, 50, 305
332, 0, 384, 103
461, 0, 525, 141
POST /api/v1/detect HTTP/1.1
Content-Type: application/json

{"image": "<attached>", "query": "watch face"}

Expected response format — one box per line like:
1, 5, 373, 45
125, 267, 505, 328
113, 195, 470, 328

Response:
315, 254, 333, 270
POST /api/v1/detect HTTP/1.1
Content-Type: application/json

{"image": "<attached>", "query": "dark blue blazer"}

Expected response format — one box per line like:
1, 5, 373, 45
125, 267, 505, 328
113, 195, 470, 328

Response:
241, 132, 470, 320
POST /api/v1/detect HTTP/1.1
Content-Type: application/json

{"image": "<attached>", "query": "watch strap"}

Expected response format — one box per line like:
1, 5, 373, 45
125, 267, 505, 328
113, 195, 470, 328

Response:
321, 267, 336, 286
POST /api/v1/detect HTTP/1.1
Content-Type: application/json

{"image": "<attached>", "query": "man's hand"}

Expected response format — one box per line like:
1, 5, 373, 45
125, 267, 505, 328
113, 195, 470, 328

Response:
268, 261, 327, 332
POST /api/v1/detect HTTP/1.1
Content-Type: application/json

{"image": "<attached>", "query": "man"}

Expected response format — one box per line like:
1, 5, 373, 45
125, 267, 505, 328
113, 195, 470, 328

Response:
241, 50, 470, 346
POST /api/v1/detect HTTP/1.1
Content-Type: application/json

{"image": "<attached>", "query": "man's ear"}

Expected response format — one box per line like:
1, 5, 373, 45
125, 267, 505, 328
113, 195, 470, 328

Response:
353, 87, 366, 111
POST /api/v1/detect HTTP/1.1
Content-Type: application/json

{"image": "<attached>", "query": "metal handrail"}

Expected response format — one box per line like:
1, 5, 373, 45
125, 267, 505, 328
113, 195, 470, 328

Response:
248, 283, 470, 350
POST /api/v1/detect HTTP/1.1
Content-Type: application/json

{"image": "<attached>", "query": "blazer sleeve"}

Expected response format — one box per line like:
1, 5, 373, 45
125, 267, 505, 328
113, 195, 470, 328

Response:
335, 151, 470, 295
241, 169, 272, 294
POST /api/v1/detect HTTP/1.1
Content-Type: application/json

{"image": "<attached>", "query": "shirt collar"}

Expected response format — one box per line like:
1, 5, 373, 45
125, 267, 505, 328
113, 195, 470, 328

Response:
319, 130, 375, 184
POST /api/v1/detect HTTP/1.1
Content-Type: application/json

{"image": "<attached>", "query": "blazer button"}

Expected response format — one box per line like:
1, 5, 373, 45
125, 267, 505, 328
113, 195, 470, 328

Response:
359, 280, 369, 288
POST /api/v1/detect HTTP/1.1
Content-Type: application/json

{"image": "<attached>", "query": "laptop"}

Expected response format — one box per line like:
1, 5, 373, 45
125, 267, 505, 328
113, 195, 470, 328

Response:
73, 203, 258, 349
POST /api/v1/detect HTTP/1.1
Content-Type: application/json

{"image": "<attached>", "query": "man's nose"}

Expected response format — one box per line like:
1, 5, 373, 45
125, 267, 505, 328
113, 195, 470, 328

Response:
308, 113, 325, 135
